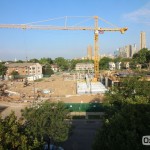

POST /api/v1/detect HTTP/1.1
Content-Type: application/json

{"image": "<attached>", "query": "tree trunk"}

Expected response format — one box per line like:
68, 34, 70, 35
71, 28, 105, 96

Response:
148, 62, 150, 71
47, 137, 51, 150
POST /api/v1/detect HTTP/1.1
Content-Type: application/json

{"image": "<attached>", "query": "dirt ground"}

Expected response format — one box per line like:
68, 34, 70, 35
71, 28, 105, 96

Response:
0, 74, 104, 118
0, 101, 29, 118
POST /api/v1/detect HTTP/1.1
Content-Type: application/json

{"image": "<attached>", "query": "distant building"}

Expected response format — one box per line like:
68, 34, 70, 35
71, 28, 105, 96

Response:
6, 63, 43, 81
123, 62, 130, 69
73, 57, 82, 60
114, 49, 119, 58
125, 45, 132, 58
117, 44, 137, 58
100, 54, 114, 59
132, 44, 137, 57
108, 61, 130, 70
75, 63, 94, 72
87, 45, 92, 60
109, 62, 116, 70
81, 56, 88, 60
136, 64, 142, 70
51, 64, 59, 72
140, 31, 146, 50
116, 62, 122, 70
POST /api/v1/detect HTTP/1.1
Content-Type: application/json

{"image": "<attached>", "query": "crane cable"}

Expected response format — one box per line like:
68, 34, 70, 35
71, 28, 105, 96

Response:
98, 17, 119, 28
24, 16, 119, 30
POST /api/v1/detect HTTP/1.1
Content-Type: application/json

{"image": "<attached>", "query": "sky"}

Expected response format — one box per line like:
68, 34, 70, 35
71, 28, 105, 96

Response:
0, 0, 150, 61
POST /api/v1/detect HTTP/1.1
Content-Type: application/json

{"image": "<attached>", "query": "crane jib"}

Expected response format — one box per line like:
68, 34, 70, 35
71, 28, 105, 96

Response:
0, 17, 128, 81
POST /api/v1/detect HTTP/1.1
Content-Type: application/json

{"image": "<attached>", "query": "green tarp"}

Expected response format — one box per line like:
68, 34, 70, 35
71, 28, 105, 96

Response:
64, 103, 107, 112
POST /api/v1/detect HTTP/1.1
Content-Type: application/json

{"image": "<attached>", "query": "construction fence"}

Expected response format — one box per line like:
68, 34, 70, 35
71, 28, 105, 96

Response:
64, 103, 108, 112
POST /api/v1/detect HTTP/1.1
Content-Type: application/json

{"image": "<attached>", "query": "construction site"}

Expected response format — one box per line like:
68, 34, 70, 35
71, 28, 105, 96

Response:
0, 73, 104, 117
0, 16, 127, 117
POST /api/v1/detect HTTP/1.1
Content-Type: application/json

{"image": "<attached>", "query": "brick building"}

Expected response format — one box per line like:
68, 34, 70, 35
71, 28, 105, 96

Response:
5, 63, 43, 81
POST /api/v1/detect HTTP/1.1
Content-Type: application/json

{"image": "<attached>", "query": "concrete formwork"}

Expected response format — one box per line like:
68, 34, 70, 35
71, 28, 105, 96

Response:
77, 81, 108, 94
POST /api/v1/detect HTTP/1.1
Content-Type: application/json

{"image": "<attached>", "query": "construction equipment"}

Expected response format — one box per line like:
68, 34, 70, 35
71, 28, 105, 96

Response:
0, 16, 128, 80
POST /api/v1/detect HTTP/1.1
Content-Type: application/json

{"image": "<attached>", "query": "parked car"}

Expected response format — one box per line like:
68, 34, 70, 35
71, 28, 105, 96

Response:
43, 144, 64, 150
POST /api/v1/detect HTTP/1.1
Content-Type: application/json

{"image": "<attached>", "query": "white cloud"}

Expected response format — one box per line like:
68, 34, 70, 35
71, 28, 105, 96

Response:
123, 2, 150, 25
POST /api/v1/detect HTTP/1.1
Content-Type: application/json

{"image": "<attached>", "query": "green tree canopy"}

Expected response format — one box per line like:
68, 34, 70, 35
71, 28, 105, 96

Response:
16, 60, 24, 63
54, 57, 69, 71
105, 77, 150, 107
22, 101, 70, 149
99, 57, 113, 70
42, 64, 54, 77
132, 48, 150, 66
0, 63, 7, 78
29, 58, 39, 63
0, 111, 44, 150
39, 57, 53, 65
93, 77, 150, 150
10, 70, 20, 79
93, 104, 150, 150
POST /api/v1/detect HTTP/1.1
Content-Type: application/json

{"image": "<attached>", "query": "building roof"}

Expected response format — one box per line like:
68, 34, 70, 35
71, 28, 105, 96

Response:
51, 64, 59, 68
5, 63, 40, 68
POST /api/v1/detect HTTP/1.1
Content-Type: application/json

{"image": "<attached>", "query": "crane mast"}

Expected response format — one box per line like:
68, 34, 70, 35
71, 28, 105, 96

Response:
0, 16, 128, 80
94, 16, 99, 80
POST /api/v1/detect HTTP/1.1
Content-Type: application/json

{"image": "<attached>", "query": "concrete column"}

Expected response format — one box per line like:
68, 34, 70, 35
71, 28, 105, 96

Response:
77, 72, 79, 80
112, 81, 114, 87
73, 74, 76, 81
80, 73, 82, 79
105, 77, 108, 88
100, 75, 103, 83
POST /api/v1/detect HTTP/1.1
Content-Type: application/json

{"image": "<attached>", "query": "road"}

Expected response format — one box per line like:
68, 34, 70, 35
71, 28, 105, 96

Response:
62, 119, 102, 150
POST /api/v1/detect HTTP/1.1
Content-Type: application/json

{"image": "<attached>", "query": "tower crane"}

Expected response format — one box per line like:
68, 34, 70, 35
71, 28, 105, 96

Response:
0, 16, 127, 80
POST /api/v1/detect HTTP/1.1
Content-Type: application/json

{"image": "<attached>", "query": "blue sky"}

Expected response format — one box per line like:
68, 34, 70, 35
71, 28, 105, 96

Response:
0, 0, 150, 60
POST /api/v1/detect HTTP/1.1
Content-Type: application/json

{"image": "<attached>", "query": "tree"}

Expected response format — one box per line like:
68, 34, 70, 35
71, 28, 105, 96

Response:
93, 77, 150, 150
0, 111, 43, 150
42, 64, 54, 77
54, 57, 69, 71
113, 57, 122, 63
16, 60, 24, 63
146, 50, 150, 70
0, 112, 28, 150
93, 104, 150, 150
39, 57, 53, 65
22, 101, 70, 149
99, 57, 113, 70
29, 58, 39, 63
105, 77, 150, 107
10, 71, 19, 79
132, 48, 150, 69
0, 63, 7, 78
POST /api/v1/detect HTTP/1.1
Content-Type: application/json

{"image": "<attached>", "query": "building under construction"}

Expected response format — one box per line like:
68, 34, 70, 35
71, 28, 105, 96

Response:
76, 74, 108, 94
